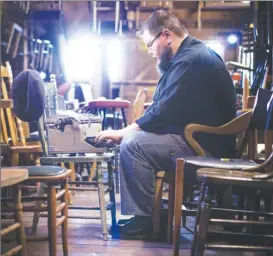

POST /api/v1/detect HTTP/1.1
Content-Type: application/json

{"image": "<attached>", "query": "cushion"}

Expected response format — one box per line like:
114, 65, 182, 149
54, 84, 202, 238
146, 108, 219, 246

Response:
11, 69, 45, 122
4, 166, 66, 176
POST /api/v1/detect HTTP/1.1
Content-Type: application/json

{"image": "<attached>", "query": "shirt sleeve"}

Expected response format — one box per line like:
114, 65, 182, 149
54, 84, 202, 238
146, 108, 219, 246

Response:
135, 61, 193, 132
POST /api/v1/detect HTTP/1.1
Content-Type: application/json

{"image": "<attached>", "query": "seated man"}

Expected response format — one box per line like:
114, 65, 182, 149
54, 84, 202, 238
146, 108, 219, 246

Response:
96, 10, 237, 238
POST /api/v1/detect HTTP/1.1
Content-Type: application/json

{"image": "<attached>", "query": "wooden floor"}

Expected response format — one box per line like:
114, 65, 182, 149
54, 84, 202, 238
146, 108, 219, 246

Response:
2, 189, 265, 256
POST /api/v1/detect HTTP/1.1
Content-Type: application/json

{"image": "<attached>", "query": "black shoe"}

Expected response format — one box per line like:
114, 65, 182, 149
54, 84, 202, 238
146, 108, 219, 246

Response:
110, 216, 152, 240
117, 217, 134, 225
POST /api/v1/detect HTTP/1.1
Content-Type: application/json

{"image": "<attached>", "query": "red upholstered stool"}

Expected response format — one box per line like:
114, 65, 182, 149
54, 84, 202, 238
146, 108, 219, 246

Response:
88, 99, 131, 130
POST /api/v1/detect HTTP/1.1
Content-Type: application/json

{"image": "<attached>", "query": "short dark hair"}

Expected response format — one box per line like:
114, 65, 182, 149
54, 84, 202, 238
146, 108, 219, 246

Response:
137, 10, 187, 38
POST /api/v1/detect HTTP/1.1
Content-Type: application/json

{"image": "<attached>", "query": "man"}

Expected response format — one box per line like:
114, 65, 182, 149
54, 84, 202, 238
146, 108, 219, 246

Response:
96, 10, 237, 238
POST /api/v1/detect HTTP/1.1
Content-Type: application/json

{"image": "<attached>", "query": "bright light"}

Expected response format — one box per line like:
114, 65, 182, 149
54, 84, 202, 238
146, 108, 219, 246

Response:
227, 34, 238, 44
40, 71, 46, 80
242, 1, 250, 4
205, 41, 225, 58
60, 33, 101, 82
106, 39, 123, 82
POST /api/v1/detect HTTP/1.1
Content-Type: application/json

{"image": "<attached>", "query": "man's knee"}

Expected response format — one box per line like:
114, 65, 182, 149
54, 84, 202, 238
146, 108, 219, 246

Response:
120, 131, 140, 154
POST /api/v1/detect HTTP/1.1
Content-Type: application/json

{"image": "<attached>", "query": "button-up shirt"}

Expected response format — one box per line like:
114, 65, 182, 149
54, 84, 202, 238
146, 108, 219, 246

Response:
136, 35, 237, 158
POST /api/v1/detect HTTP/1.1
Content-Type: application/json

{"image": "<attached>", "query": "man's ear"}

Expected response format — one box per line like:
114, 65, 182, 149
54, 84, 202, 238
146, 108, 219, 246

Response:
162, 29, 172, 44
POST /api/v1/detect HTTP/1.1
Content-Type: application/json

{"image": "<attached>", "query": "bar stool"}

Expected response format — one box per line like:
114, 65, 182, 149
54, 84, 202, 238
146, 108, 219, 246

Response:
1, 168, 28, 256
88, 98, 131, 130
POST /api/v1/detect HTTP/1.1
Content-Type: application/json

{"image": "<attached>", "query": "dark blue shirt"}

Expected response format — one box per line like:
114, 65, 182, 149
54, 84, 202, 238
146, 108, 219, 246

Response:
136, 35, 237, 158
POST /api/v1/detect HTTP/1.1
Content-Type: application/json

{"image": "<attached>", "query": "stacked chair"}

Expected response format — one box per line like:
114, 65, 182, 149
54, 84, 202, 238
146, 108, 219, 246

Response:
1, 69, 72, 256
172, 88, 273, 255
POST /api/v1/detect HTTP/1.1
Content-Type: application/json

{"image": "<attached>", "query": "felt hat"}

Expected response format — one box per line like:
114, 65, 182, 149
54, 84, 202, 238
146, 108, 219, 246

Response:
11, 69, 45, 122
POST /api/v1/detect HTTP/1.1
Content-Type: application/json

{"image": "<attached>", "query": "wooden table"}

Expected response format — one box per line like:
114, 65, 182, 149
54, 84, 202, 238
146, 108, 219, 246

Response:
1, 168, 28, 256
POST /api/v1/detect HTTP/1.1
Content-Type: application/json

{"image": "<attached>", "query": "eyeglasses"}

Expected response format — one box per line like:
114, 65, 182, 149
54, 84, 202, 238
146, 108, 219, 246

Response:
146, 31, 162, 49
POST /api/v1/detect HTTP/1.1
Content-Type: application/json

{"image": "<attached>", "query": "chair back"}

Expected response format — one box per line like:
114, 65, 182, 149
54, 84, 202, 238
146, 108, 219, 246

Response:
236, 88, 273, 158
130, 88, 147, 124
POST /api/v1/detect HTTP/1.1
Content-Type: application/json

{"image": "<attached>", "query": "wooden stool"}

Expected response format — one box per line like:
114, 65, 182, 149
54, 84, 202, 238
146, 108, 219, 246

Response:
1, 168, 28, 256
88, 99, 131, 130
25, 166, 71, 256
2, 166, 71, 256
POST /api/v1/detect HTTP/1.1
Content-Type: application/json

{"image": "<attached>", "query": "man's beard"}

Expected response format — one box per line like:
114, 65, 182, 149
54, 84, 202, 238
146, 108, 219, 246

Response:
156, 46, 172, 75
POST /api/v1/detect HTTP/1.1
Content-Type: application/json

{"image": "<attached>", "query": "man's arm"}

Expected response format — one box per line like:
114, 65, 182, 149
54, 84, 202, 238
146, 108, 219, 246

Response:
96, 122, 140, 142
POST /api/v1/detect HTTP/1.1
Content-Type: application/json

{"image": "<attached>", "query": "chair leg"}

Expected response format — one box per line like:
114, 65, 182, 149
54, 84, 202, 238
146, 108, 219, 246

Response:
13, 185, 27, 256
61, 181, 69, 256
191, 184, 206, 256
97, 162, 108, 241
195, 205, 210, 256
167, 172, 175, 243
152, 174, 164, 241
173, 159, 184, 256
31, 182, 46, 234
48, 184, 57, 256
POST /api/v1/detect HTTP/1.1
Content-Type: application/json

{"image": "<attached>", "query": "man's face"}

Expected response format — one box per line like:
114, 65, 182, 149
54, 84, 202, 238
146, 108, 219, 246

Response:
142, 30, 173, 74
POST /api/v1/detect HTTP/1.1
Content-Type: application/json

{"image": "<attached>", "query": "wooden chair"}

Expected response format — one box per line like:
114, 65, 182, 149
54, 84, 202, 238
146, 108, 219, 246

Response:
191, 90, 273, 255
1, 168, 28, 256
172, 88, 273, 255
152, 101, 257, 242
1, 63, 42, 165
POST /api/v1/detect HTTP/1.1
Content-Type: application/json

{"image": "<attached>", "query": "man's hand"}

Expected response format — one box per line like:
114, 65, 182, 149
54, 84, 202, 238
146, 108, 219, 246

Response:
96, 129, 123, 143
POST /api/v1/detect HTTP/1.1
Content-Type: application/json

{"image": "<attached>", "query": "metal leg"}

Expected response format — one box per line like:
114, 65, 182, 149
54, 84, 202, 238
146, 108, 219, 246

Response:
107, 160, 117, 227
121, 108, 127, 127
102, 109, 107, 130
97, 162, 108, 240
114, 147, 120, 194
112, 108, 116, 129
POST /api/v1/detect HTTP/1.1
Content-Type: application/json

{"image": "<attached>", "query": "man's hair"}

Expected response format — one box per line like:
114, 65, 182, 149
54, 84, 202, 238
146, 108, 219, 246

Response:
137, 10, 187, 38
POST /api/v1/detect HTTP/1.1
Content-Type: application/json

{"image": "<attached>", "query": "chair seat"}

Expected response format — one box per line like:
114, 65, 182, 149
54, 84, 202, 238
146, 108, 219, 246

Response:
197, 168, 273, 188
88, 99, 131, 109
26, 131, 47, 142
172, 156, 258, 186
183, 156, 258, 170
5, 166, 67, 176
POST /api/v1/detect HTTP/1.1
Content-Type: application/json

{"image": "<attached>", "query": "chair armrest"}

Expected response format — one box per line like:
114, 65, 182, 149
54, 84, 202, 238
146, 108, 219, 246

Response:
184, 111, 252, 156
242, 151, 273, 178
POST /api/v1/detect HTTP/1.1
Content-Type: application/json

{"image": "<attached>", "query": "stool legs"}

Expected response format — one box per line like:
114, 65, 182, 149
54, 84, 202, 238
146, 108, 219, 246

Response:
48, 184, 57, 256
13, 185, 27, 256
61, 181, 69, 256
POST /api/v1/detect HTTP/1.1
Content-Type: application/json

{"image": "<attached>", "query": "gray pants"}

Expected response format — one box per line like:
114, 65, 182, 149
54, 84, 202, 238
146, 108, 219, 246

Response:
119, 130, 195, 216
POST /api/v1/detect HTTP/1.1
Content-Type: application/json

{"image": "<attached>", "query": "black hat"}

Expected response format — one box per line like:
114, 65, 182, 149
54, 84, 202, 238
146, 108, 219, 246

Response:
11, 69, 45, 122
